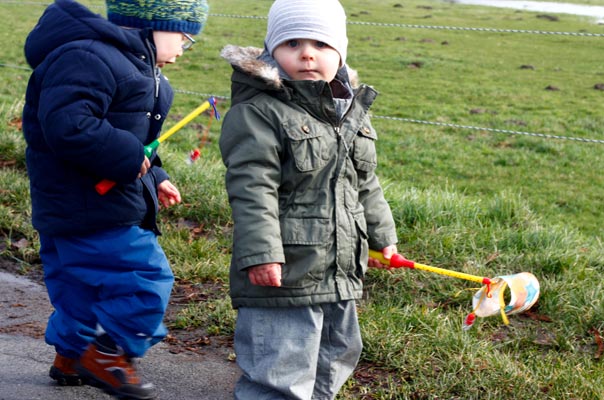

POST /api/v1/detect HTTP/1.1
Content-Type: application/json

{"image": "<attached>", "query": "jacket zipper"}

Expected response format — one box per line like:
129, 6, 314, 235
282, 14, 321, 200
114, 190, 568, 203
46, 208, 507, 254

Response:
334, 126, 350, 154
144, 38, 160, 98
141, 37, 161, 235
333, 92, 357, 154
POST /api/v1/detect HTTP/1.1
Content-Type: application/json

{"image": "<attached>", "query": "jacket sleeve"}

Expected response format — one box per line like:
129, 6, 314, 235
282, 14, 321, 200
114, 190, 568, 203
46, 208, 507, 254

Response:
355, 119, 398, 250
149, 153, 169, 185
37, 48, 144, 183
219, 103, 286, 270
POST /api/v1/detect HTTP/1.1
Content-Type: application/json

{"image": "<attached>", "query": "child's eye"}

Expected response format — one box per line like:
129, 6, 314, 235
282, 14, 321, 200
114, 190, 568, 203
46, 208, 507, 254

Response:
315, 41, 327, 48
286, 40, 299, 48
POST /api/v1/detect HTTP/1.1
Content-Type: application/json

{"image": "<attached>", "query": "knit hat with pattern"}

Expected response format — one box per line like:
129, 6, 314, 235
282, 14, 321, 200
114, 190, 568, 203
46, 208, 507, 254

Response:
265, 0, 348, 65
106, 0, 209, 35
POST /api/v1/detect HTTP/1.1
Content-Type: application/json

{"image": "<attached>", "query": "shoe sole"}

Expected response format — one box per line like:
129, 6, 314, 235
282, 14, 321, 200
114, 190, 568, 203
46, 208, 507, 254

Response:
49, 366, 86, 386
76, 365, 156, 400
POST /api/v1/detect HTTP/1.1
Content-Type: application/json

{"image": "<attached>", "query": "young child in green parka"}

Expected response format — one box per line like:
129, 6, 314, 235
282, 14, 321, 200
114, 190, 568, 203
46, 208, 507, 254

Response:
219, 0, 399, 398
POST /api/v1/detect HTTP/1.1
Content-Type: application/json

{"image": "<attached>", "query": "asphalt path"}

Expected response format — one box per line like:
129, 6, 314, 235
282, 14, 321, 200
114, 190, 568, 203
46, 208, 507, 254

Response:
0, 271, 240, 400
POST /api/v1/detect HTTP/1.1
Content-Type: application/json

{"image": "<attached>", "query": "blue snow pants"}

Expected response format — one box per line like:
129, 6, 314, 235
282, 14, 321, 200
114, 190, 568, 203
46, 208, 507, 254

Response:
39, 226, 174, 359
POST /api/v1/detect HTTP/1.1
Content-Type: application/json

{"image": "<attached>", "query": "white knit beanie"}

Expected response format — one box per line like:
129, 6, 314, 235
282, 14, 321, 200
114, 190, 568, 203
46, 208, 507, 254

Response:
265, 0, 348, 66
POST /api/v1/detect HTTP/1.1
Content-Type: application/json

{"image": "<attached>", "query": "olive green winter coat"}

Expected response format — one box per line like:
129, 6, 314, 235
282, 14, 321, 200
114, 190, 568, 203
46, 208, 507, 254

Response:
219, 45, 398, 308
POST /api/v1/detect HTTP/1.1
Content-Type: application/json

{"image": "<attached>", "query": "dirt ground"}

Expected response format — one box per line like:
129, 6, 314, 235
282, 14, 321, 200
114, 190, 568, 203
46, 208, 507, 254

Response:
0, 254, 404, 399
0, 254, 397, 398
0, 255, 233, 357
0, 254, 241, 400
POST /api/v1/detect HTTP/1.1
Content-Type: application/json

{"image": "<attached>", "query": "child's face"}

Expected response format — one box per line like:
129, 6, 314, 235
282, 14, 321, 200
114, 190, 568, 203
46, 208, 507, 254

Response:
153, 31, 193, 67
273, 39, 341, 82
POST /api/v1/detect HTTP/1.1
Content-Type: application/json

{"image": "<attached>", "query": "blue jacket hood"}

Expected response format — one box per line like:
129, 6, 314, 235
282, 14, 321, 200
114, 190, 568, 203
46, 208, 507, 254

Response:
25, 0, 145, 69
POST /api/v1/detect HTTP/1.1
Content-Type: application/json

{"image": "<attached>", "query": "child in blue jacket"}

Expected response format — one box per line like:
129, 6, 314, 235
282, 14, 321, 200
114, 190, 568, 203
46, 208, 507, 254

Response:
22, 1, 208, 399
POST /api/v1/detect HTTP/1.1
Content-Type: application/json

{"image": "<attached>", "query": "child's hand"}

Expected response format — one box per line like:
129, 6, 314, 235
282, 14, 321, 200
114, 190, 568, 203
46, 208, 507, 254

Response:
158, 180, 181, 209
137, 156, 151, 178
368, 245, 398, 270
248, 263, 282, 287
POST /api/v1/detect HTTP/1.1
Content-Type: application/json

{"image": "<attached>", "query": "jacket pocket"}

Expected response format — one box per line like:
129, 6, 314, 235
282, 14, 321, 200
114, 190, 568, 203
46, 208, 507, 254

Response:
283, 121, 330, 172
352, 123, 378, 172
280, 217, 331, 288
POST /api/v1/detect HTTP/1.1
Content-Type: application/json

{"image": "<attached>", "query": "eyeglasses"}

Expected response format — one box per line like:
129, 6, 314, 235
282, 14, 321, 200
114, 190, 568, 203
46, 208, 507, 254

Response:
182, 32, 196, 51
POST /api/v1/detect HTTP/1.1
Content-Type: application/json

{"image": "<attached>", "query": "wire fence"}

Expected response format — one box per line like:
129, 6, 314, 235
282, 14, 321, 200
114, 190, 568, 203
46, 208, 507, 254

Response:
210, 12, 604, 37
1, 0, 604, 144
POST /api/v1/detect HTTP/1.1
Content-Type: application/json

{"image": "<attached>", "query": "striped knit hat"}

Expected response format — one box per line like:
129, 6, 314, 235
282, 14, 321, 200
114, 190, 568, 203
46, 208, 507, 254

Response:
265, 0, 348, 65
106, 0, 209, 35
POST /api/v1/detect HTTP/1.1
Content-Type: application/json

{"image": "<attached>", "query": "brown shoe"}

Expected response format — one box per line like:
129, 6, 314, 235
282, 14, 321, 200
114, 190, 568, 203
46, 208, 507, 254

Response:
76, 343, 155, 400
49, 353, 86, 386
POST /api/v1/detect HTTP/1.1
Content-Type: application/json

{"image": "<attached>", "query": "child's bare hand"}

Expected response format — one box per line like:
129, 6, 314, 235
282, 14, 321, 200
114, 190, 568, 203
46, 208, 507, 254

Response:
368, 245, 398, 270
158, 180, 181, 209
137, 156, 151, 178
248, 263, 282, 287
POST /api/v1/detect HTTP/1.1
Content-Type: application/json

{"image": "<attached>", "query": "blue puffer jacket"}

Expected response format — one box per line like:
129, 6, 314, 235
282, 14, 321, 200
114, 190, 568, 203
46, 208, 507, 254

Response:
22, 0, 173, 236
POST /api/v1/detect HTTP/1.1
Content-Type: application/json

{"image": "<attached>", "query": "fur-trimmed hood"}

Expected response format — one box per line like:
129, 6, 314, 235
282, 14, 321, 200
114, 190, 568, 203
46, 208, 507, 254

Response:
220, 44, 359, 90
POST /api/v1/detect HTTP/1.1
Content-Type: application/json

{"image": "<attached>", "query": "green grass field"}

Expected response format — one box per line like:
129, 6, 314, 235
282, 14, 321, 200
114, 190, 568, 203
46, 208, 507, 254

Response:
2, 1, 604, 398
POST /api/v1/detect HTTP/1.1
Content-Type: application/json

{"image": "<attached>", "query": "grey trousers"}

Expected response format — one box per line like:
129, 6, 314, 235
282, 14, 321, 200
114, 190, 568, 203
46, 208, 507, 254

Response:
234, 300, 362, 400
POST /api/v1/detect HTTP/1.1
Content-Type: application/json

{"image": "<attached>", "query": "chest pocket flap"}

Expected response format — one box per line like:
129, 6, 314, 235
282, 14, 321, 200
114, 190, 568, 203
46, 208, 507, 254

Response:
353, 123, 378, 172
283, 120, 332, 172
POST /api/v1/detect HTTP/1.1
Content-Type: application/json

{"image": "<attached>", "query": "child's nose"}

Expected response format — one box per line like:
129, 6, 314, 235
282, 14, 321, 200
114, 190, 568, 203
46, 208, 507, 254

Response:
300, 45, 315, 60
